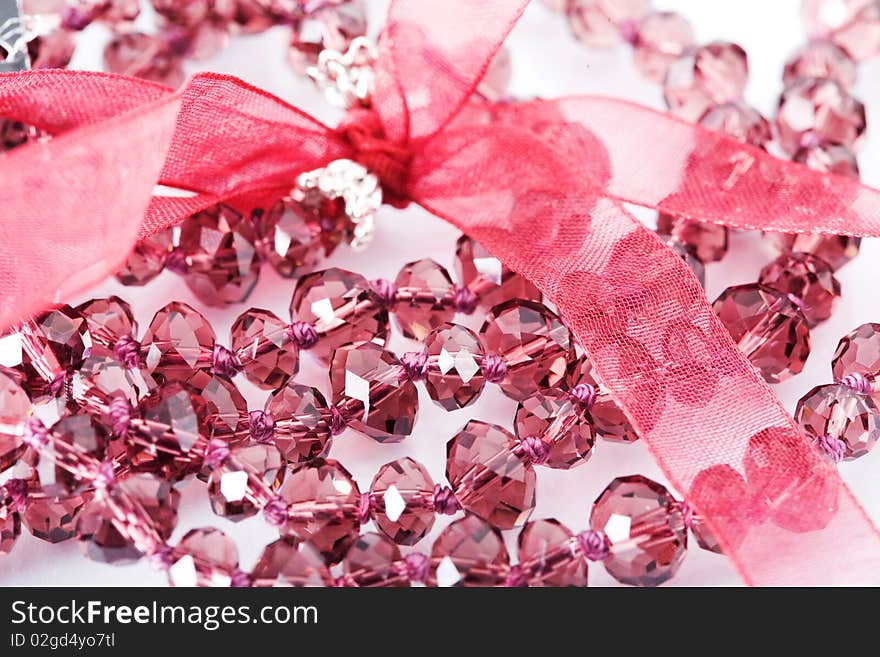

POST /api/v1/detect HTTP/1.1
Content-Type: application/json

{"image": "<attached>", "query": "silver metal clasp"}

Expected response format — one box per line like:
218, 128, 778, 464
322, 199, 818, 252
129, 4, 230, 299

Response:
307, 36, 377, 109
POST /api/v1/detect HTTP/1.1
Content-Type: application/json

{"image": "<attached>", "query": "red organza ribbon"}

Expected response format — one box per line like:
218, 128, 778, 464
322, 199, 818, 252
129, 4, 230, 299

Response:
3, 0, 880, 585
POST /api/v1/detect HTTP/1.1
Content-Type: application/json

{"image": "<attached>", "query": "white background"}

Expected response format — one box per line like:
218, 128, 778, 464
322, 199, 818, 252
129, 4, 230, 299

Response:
4, 0, 880, 586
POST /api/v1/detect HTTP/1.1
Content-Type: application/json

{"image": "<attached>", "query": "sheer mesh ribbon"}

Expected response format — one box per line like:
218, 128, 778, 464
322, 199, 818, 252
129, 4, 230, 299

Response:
2, 0, 880, 584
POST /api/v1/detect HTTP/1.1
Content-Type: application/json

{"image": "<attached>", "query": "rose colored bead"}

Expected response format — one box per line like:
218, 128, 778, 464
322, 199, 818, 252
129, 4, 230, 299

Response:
712, 283, 811, 383
664, 42, 749, 122
591, 475, 687, 587
76, 297, 136, 353
230, 308, 297, 390
567, 0, 650, 48
424, 323, 486, 411
141, 302, 215, 388
699, 101, 772, 148
0, 372, 30, 473
116, 230, 173, 286
455, 236, 541, 310
33, 414, 108, 498
151, 0, 212, 25
518, 518, 588, 587
24, 492, 92, 544
369, 457, 436, 546
515, 389, 595, 469
276, 459, 361, 563
764, 232, 860, 272
267, 383, 333, 464
0, 494, 20, 556
104, 33, 186, 87
77, 474, 180, 564
794, 143, 860, 178
446, 420, 536, 530
830, 2, 880, 60
784, 40, 857, 88
688, 464, 751, 552
0, 120, 37, 152
567, 356, 638, 443
287, 0, 367, 72
632, 12, 695, 82
775, 78, 865, 155
796, 382, 880, 460
480, 300, 572, 401
832, 323, 880, 386
256, 198, 321, 277
429, 514, 509, 587
73, 355, 144, 429
393, 259, 456, 341
289, 268, 389, 364
656, 214, 728, 264
330, 343, 419, 443
341, 532, 410, 587
128, 383, 205, 480
208, 443, 283, 521
168, 527, 239, 587
28, 29, 76, 69
176, 204, 261, 306
19, 305, 93, 385
251, 537, 332, 587
758, 253, 840, 327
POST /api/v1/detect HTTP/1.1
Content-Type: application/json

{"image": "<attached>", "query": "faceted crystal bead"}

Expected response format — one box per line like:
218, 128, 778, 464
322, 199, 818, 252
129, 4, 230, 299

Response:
783, 40, 857, 88
663, 42, 749, 122
168, 527, 239, 587
76, 297, 136, 352
187, 374, 249, 446
0, 372, 30, 473
287, 0, 367, 72
699, 102, 772, 148
341, 532, 409, 587
0, 495, 20, 556
208, 444, 283, 521
230, 308, 298, 390
73, 355, 144, 428
567, 0, 650, 48
277, 459, 361, 563
77, 474, 180, 564
712, 283, 811, 383
515, 390, 595, 469
657, 214, 728, 264
33, 414, 108, 498
267, 383, 333, 464
424, 323, 486, 411
369, 458, 436, 546
116, 230, 173, 286
590, 475, 687, 586
255, 198, 321, 277
795, 383, 880, 460
764, 232, 860, 271
455, 236, 541, 310
832, 323, 880, 385
289, 268, 389, 364
393, 259, 456, 341
567, 356, 638, 443
518, 519, 588, 587
446, 420, 536, 530
632, 12, 694, 82
829, 2, 880, 60
688, 464, 751, 552
28, 29, 76, 69
775, 78, 865, 155
480, 300, 571, 400
330, 343, 418, 443
176, 204, 261, 306
429, 514, 509, 587
24, 492, 92, 544
129, 384, 205, 481
0, 120, 36, 152
141, 302, 215, 388
793, 143, 860, 177
758, 253, 840, 327
104, 33, 185, 87
251, 537, 332, 587
19, 305, 93, 384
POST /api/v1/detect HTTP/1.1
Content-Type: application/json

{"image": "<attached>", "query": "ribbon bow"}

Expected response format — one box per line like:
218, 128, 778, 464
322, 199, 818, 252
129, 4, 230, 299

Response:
2, 0, 880, 585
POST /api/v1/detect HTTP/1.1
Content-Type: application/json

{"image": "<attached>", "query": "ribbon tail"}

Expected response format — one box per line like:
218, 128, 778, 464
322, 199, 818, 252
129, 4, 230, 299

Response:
411, 120, 880, 586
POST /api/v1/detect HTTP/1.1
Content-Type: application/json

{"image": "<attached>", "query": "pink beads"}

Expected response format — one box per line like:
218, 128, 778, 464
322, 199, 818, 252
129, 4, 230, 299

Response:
0, 493, 20, 556
664, 42, 749, 122
515, 389, 595, 469
368, 458, 437, 545
775, 78, 865, 155
256, 198, 321, 277
429, 515, 509, 587
230, 308, 298, 390
115, 230, 173, 286
287, 0, 368, 73
796, 383, 880, 461
784, 40, 858, 88
590, 475, 687, 586
713, 283, 811, 383
632, 12, 695, 82
455, 236, 540, 310
167, 527, 239, 587
518, 519, 589, 586
392, 259, 456, 340
758, 253, 841, 327
104, 33, 185, 87
267, 383, 333, 463
423, 323, 486, 411
832, 323, 880, 386
567, 0, 650, 48
140, 302, 215, 388
251, 537, 333, 587
0, 372, 30, 473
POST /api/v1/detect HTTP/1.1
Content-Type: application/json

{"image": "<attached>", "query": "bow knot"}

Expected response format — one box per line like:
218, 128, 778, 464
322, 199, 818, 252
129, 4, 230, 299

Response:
337, 108, 412, 208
